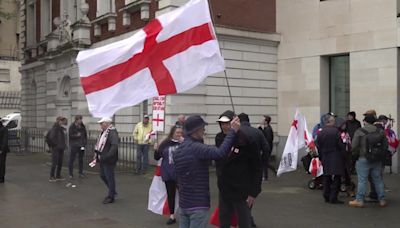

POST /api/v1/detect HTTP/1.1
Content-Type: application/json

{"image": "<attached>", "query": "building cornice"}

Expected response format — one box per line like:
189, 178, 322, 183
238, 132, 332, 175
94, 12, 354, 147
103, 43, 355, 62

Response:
19, 61, 45, 71
215, 26, 281, 47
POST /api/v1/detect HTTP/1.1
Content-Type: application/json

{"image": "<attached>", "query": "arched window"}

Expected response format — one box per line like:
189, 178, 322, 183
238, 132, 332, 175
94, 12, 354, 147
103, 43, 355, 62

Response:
59, 76, 71, 99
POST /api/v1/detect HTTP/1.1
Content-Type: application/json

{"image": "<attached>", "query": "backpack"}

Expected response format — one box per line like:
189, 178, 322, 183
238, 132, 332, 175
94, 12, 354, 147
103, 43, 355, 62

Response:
360, 128, 386, 162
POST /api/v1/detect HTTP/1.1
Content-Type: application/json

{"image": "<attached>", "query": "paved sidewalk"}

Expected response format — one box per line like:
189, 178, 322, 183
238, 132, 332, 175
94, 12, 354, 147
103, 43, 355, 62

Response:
0, 153, 399, 228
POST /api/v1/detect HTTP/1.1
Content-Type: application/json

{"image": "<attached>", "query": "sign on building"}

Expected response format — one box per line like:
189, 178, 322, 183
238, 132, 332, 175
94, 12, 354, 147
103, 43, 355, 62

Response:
152, 96, 166, 132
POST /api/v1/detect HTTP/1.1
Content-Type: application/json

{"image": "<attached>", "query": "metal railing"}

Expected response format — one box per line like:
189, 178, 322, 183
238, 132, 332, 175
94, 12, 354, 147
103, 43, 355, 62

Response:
9, 128, 141, 173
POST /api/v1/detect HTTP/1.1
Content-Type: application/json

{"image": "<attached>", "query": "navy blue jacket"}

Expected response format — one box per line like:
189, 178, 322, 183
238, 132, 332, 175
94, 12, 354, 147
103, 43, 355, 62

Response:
315, 126, 346, 175
154, 139, 180, 182
174, 129, 237, 210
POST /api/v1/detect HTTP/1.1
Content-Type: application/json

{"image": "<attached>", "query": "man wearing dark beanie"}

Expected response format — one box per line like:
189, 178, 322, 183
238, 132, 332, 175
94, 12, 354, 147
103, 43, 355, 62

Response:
174, 115, 240, 228
349, 114, 388, 208
346, 111, 361, 139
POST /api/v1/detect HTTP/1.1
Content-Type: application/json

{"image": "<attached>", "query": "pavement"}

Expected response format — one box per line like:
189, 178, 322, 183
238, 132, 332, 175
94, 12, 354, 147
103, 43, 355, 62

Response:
0, 152, 400, 228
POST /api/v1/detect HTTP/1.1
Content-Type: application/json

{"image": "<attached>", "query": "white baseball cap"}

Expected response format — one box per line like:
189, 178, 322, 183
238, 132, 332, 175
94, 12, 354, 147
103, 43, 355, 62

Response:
217, 116, 231, 123
97, 117, 112, 123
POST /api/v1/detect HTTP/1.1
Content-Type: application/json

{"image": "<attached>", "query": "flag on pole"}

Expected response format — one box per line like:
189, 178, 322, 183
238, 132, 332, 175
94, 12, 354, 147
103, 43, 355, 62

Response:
76, 0, 225, 117
277, 109, 314, 176
148, 160, 178, 215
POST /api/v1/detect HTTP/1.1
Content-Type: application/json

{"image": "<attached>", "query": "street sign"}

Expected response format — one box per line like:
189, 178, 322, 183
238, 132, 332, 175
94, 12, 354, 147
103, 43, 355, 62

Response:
152, 96, 166, 132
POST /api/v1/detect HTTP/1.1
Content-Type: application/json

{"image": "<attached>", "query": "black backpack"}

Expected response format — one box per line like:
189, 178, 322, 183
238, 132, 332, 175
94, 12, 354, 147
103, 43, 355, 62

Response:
360, 128, 386, 162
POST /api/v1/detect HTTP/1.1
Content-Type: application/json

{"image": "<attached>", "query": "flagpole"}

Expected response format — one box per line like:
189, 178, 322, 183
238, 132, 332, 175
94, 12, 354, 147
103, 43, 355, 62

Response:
207, 0, 235, 113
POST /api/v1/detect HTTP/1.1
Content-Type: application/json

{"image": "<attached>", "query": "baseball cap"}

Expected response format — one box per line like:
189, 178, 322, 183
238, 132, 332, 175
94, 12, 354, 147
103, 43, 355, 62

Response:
217, 116, 231, 122
97, 117, 112, 123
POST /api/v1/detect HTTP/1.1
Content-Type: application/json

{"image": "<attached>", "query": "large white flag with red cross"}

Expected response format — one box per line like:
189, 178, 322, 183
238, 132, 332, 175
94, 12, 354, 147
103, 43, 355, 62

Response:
77, 0, 225, 117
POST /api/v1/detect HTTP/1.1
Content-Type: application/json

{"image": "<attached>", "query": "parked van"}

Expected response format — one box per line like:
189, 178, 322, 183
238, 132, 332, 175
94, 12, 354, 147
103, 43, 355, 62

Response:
1, 112, 21, 130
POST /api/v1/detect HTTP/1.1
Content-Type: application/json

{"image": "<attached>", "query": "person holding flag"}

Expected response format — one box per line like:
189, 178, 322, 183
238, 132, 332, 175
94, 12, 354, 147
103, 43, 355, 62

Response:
153, 125, 184, 225
174, 115, 240, 228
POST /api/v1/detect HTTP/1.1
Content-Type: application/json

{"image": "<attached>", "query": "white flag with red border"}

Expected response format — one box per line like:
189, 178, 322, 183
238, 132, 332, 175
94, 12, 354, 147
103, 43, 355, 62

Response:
76, 0, 225, 117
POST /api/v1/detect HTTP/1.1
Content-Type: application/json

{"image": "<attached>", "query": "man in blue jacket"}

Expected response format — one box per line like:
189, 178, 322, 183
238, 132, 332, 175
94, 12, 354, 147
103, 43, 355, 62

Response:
174, 115, 240, 228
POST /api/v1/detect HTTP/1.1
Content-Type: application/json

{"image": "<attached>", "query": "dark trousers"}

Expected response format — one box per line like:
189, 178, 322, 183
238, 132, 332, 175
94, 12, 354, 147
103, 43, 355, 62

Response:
219, 194, 251, 228
68, 146, 84, 176
165, 180, 176, 214
0, 151, 6, 182
100, 163, 116, 198
323, 175, 341, 202
50, 149, 64, 178
262, 154, 276, 180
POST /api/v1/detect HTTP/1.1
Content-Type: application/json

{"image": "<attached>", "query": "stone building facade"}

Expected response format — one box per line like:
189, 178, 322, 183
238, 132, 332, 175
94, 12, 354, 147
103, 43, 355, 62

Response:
19, 0, 279, 148
277, 0, 400, 172
0, 0, 21, 116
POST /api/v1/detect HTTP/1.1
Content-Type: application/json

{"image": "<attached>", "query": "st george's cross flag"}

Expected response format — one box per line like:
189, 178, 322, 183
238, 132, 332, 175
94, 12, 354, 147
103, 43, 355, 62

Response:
148, 160, 179, 215
76, 0, 225, 117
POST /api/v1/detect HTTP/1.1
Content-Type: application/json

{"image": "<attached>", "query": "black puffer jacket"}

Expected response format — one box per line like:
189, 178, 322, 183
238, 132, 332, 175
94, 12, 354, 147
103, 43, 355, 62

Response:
69, 123, 87, 147
48, 124, 67, 151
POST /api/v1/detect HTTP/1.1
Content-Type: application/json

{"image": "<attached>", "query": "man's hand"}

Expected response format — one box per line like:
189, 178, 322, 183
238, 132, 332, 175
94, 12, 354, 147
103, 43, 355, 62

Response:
246, 196, 255, 207
230, 117, 241, 132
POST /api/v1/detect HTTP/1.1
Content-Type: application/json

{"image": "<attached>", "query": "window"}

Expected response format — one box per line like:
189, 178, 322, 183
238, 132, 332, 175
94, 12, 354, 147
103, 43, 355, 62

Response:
0, 69, 11, 82
329, 55, 350, 118
26, 1, 36, 46
397, 0, 400, 17
40, 0, 52, 40
97, 0, 116, 17
6, 120, 18, 129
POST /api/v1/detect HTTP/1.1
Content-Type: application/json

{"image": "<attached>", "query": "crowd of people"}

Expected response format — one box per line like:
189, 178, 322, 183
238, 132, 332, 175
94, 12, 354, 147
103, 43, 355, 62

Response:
313, 110, 398, 208
40, 111, 275, 227
1, 108, 397, 228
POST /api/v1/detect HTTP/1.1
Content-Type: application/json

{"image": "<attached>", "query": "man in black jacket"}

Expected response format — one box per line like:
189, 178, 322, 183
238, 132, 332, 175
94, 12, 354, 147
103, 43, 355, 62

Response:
218, 113, 263, 228
346, 111, 361, 139
0, 120, 9, 183
315, 115, 346, 204
258, 115, 275, 181
95, 117, 119, 204
47, 116, 68, 182
68, 115, 88, 178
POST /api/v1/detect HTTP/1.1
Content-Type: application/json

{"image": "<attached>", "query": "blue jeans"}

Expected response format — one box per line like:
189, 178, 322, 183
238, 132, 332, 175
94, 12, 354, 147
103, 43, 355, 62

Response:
136, 144, 149, 173
100, 163, 116, 198
179, 209, 209, 228
355, 157, 385, 201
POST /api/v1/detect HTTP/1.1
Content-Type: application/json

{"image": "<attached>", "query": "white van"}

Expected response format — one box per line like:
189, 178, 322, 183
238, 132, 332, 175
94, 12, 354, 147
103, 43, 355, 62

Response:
1, 112, 21, 130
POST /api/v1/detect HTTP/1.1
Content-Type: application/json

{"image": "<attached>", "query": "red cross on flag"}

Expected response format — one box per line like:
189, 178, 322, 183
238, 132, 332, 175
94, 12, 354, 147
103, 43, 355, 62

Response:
277, 109, 314, 176
77, 0, 225, 117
